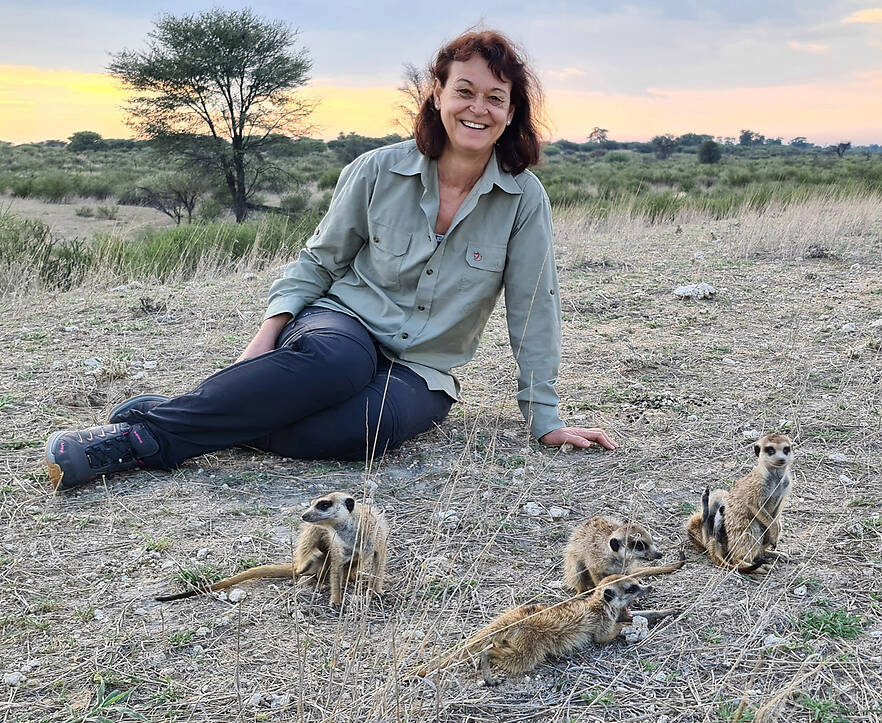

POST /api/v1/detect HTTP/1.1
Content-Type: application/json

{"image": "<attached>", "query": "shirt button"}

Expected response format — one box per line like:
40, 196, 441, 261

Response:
417, 305, 425, 311
372, 236, 379, 243
550, 289, 555, 295
426, 269, 434, 275
401, 332, 409, 339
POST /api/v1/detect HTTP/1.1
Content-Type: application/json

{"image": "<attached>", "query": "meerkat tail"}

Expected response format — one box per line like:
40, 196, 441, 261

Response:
626, 550, 687, 580
414, 624, 496, 678
156, 563, 297, 601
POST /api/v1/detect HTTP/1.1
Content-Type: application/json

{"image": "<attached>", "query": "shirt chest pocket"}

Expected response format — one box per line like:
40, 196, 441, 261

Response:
359, 220, 412, 291
458, 241, 507, 297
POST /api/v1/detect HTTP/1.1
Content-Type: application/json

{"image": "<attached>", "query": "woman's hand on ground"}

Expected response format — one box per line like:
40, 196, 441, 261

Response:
539, 426, 619, 450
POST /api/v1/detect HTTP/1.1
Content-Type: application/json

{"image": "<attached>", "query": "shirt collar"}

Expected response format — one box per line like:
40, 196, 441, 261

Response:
391, 145, 523, 196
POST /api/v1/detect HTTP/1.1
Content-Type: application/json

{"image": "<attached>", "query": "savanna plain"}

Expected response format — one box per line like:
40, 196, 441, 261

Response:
1, 141, 881, 722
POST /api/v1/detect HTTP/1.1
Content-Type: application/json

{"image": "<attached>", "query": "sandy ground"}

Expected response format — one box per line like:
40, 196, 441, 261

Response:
1, 194, 175, 240
0, 200, 880, 721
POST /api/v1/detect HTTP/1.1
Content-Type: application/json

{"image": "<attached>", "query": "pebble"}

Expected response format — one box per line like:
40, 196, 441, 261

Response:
134, 607, 148, 616
840, 323, 856, 333
673, 282, 716, 299
132, 372, 147, 381
436, 509, 459, 528
523, 501, 543, 517
742, 428, 761, 440
687, 414, 698, 422
792, 585, 807, 597
62, 325, 79, 332
84, 358, 101, 368
638, 480, 656, 491
722, 357, 737, 366
196, 626, 210, 637
549, 506, 569, 520
870, 631, 882, 638
828, 452, 849, 463
869, 319, 882, 329
622, 615, 649, 644
3, 672, 25, 686
763, 634, 786, 646
838, 474, 853, 484
143, 361, 158, 369
196, 548, 211, 561
228, 589, 246, 603
243, 273, 259, 281
247, 692, 263, 708
269, 693, 291, 709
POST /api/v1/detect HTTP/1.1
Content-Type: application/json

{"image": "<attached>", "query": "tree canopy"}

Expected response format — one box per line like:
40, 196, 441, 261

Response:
108, 8, 313, 221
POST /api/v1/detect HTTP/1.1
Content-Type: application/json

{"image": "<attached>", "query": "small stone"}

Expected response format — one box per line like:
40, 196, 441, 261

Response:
3, 672, 25, 686
870, 631, 882, 638
673, 282, 716, 300
134, 607, 148, 616
196, 626, 210, 637
638, 480, 656, 491
653, 670, 667, 682
523, 501, 543, 517
828, 452, 849, 463
840, 323, 856, 333
196, 548, 211, 561
869, 319, 882, 329
742, 429, 761, 440
243, 273, 259, 281
228, 589, 246, 603
247, 692, 263, 708
436, 509, 459, 528
763, 634, 786, 646
93, 609, 105, 621
63, 325, 80, 332
792, 585, 807, 597
622, 615, 649, 644
269, 693, 290, 709
722, 357, 737, 366
838, 474, 853, 484
51, 360, 65, 370
847, 523, 862, 536
84, 358, 101, 368
132, 371, 147, 381
549, 506, 569, 520
687, 414, 698, 422
143, 361, 158, 369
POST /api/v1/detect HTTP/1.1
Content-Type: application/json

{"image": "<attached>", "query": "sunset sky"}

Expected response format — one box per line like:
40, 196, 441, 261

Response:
1, 1, 882, 146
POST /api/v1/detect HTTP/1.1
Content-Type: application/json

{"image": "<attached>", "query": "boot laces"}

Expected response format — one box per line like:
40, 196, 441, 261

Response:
85, 430, 136, 469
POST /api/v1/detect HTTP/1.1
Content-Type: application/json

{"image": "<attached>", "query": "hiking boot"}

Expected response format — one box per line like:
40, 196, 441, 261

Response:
46, 422, 160, 490
108, 394, 170, 423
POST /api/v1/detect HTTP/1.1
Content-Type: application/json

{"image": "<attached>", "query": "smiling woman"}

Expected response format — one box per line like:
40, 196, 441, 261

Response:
45, 28, 617, 492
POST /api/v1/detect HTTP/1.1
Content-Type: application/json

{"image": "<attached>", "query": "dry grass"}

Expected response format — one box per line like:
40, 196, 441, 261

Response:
1, 198, 881, 722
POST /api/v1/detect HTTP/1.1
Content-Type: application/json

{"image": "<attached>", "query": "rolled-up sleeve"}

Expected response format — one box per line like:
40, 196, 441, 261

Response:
264, 154, 377, 320
503, 179, 565, 439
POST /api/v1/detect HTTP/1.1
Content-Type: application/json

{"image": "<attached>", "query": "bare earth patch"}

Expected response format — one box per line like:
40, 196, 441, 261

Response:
1, 202, 880, 721
1, 194, 175, 240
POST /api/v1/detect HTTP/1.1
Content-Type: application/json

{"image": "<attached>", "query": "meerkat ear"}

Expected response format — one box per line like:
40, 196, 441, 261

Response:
753, 444, 761, 456
603, 588, 616, 602
344, 497, 355, 512
609, 538, 621, 552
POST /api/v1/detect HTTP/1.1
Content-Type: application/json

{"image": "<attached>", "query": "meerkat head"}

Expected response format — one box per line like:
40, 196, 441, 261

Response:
609, 523, 663, 562
301, 492, 356, 526
596, 575, 650, 621
753, 434, 794, 469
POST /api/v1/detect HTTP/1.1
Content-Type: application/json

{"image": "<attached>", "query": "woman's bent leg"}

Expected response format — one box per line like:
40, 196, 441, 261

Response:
252, 359, 453, 461
124, 309, 378, 468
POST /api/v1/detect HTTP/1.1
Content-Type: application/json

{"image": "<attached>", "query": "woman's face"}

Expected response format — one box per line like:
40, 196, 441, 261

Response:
433, 56, 515, 160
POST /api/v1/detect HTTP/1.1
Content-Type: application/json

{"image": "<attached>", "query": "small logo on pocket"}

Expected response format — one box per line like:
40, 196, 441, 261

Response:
473, 251, 482, 262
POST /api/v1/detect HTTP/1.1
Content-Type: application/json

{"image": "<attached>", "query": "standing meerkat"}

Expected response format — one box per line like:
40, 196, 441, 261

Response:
686, 434, 794, 572
416, 572, 680, 686
563, 516, 685, 593
156, 491, 388, 604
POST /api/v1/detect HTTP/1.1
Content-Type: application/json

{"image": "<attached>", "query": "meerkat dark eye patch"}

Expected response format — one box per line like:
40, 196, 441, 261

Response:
609, 538, 621, 552
783, 446, 791, 454
345, 497, 355, 512
754, 444, 761, 456
626, 585, 638, 594
603, 588, 616, 602
316, 500, 332, 511
633, 541, 646, 551
764, 446, 775, 456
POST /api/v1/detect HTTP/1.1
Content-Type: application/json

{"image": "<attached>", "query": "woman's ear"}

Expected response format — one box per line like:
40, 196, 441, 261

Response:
432, 81, 442, 110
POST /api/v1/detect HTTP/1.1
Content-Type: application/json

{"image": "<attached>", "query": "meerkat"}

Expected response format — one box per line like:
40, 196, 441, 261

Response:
563, 516, 685, 593
156, 492, 388, 604
416, 572, 680, 686
686, 434, 794, 572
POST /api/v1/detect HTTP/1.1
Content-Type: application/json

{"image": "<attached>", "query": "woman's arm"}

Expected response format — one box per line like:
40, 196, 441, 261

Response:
236, 312, 292, 363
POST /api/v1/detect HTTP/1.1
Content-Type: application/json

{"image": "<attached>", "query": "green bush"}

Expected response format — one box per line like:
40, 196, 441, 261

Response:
318, 168, 342, 189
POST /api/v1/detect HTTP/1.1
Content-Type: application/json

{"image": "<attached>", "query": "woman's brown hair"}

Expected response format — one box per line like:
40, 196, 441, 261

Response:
413, 30, 545, 175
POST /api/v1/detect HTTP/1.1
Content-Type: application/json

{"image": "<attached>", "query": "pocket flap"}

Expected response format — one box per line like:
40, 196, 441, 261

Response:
465, 242, 506, 271
369, 221, 411, 256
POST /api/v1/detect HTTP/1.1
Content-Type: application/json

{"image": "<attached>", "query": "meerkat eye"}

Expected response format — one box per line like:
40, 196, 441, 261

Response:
316, 500, 332, 511
633, 541, 646, 552
783, 446, 791, 454
764, 446, 775, 456
626, 585, 638, 594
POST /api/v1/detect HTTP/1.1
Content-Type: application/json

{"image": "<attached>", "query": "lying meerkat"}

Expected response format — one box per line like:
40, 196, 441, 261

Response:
156, 491, 388, 604
686, 434, 794, 572
416, 572, 680, 686
563, 516, 685, 593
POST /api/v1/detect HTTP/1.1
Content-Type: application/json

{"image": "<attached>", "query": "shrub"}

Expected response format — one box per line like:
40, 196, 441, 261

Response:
280, 191, 310, 213
318, 168, 342, 189
604, 151, 630, 164
75, 206, 95, 217
698, 140, 722, 164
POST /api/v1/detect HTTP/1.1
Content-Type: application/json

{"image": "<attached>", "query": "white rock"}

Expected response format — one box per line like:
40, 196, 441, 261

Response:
549, 506, 569, 520
653, 670, 667, 682
51, 360, 65, 370
228, 589, 246, 603
828, 452, 849, 463
134, 607, 148, 616
196, 626, 210, 637
196, 548, 211, 561
638, 480, 656, 491
93, 609, 105, 621
673, 282, 716, 299
792, 585, 807, 597
870, 631, 882, 638
143, 360, 158, 369
63, 325, 80, 332
132, 372, 148, 381
84, 358, 101, 368
436, 509, 459, 527
840, 323, 856, 333
743, 429, 761, 440
763, 634, 786, 646
722, 357, 737, 366
269, 693, 290, 709
838, 474, 853, 484
871, 656, 882, 664
622, 615, 649, 644
523, 501, 543, 517
247, 692, 263, 708
869, 319, 882, 328
3, 672, 25, 686
687, 414, 698, 422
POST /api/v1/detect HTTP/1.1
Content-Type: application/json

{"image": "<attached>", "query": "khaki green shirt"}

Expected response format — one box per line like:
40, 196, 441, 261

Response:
265, 140, 564, 438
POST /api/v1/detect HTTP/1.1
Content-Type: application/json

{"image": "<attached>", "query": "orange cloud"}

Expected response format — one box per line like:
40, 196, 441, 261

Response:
787, 41, 829, 55
842, 8, 882, 23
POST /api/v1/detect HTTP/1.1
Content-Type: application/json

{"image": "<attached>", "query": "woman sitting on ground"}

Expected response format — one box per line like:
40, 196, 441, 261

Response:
46, 29, 617, 491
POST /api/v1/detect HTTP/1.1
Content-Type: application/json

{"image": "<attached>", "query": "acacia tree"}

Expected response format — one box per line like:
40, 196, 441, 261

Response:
109, 9, 313, 222
393, 62, 429, 137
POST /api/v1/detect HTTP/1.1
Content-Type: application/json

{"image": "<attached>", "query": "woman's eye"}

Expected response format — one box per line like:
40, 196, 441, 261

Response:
457, 88, 472, 97
489, 96, 503, 105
